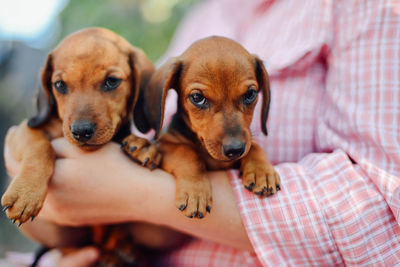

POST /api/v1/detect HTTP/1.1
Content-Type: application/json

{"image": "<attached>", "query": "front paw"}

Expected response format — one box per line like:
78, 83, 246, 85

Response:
121, 134, 161, 170
175, 176, 212, 219
241, 162, 281, 197
1, 179, 47, 224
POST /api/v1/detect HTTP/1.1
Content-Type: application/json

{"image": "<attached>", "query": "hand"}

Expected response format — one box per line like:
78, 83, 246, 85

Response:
4, 127, 166, 226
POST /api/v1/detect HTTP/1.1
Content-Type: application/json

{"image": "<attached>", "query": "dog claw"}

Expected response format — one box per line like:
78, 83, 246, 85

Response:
2, 206, 9, 212
255, 190, 264, 196
18, 222, 23, 227
245, 182, 255, 191
187, 212, 197, 218
206, 205, 211, 213
264, 186, 274, 196
269, 187, 275, 195
129, 146, 137, 152
151, 163, 157, 170
276, 184, 281, 191
121, 141, 128, 148
31, 216, 35, 222
263, 186, 274, 196
12, 219, 16, 224
199, 213, 204, 219
179, 205, 186, 211
143, 158, 149, 166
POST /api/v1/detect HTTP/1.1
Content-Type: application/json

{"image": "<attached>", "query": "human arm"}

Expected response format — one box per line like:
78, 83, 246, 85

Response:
4, 135, 253, 252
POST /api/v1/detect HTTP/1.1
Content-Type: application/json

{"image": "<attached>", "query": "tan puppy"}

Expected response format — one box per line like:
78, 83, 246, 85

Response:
2, 27, 160, 265
127, 36, 281, 219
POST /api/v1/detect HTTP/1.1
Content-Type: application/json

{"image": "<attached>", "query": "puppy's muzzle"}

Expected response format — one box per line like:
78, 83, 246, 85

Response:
223, 141, 245, 160
70, 119, 96, 143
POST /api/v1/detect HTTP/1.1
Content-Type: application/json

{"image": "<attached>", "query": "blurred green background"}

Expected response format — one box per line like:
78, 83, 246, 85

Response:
0, 0, 198, 260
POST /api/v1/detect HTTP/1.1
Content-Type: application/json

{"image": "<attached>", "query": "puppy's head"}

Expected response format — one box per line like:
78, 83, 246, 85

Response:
136, 36, 270, 161
28, 28, 154, 149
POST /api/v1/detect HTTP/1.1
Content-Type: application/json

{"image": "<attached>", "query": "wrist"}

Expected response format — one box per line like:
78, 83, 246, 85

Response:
124, 167, 177, 224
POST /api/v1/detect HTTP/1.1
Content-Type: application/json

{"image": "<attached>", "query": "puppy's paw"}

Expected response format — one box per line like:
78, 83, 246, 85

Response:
1, 179, 47, 224
175, 176, 212, 219
121, 134, 161, 170
241, 162, 281, 197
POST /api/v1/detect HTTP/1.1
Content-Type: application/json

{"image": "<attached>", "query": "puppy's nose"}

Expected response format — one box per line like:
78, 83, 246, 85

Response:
70, 120, 96, 143
223, 142, 245, 160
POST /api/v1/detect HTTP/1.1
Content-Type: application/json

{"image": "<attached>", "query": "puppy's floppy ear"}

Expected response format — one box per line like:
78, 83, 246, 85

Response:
254, 56, 271, 136
127, 47, 154, 125
27, 54, 58, 128
134, 58, 182, 138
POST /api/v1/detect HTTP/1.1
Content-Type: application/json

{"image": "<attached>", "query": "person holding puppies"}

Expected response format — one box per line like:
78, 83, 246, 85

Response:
4, 0, 400, 266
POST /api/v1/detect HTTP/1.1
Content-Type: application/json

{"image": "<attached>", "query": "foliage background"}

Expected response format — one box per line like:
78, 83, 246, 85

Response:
0, 0, 198, 258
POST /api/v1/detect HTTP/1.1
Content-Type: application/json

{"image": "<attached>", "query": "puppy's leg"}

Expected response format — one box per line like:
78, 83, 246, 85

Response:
2, 120, 55, 223
240, 142, 281, 197
121, 134, 161, 170
159, 140, 212, 219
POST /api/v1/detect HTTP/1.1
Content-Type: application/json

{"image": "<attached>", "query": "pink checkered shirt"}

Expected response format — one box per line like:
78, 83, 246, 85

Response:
155, 0, 400, 266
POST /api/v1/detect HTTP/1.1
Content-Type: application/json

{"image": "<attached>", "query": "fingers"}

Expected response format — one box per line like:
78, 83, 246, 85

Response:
5, 126, 17, 142
51, 138, 81, 158
4, 126, 20, 177
57, 247, 99, 267
4, 143, 20, 177
52, 138, 121, 159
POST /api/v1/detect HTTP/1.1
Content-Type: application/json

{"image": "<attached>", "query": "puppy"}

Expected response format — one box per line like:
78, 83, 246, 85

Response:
127, 36, 281, 218
2, 27, 160, 265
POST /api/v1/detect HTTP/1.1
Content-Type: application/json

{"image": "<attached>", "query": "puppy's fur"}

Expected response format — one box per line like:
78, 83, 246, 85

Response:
2, 28, 162, 265
128, 36, 281, 218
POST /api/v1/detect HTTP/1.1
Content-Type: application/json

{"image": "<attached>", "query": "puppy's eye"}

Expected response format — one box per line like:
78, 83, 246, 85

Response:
189, 93, 208, 109
54, 80, 68, 94
102, 77, 122, 92
243, 87, 258, 105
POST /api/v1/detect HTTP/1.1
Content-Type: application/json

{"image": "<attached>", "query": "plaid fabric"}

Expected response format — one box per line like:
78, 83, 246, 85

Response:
158, 0, 400, 266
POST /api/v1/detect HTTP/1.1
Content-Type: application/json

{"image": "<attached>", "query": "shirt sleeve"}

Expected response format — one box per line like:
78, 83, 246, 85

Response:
230, 1, 400, 266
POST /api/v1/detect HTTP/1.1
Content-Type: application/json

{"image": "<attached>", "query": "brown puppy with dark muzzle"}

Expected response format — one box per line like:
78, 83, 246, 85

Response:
128, 36, 281, 219
2, 27, 160, 265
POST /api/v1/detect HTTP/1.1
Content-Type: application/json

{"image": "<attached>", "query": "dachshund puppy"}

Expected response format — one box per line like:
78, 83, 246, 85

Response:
128, 36, 281, 219
2, 27, 160, 265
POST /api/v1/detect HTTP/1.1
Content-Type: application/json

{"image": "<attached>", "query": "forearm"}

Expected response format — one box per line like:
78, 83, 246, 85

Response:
42, 167, 251, 251
128, 168, 253, 252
